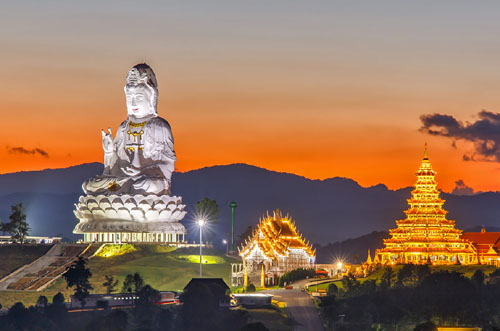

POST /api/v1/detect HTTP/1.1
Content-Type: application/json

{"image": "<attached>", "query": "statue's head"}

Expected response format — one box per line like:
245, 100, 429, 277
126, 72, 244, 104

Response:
124, 63, 158, 120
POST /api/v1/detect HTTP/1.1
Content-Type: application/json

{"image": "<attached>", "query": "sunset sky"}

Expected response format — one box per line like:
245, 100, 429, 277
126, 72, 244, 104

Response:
2, 1, 500, 192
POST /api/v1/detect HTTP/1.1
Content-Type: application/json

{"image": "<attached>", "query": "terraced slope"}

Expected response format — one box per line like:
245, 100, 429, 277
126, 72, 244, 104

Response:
0, 244, 99, 291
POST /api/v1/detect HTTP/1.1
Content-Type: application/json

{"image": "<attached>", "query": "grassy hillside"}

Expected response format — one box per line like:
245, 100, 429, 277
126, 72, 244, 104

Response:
89, 245, 239, 293
0, 244, 240, 307
0, 244, 52, 279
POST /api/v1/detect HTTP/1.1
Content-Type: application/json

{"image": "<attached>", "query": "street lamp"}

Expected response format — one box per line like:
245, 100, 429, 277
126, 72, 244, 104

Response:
336, 261, 343, 276
198, 219, 205, 277
223, 239, 228, 255
229, 201, 237, 253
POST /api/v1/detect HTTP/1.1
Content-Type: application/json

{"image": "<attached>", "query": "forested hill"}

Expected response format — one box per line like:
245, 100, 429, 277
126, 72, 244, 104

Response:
0, 163, 499, 245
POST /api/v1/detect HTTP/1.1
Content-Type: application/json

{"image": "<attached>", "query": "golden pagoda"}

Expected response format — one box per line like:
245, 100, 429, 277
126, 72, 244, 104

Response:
237, 210, 315, 287
375, 144, 476, 265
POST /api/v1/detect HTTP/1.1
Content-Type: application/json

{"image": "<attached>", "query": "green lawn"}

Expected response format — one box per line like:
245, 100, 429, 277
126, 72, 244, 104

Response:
0, 244, 52, 279
0, 245, 240, 308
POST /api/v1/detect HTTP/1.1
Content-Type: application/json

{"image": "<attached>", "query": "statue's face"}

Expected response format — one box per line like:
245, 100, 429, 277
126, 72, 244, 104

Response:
125, 84, 154, 119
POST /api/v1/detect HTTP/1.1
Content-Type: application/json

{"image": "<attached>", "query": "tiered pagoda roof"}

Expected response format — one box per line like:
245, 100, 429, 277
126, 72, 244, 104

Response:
377, 145, 475, 258
239, 210, 315, 260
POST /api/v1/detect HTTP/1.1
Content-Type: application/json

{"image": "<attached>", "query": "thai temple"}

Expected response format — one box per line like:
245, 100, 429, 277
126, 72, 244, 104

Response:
231, 210, 315, 287
374, 145, 477, 265
463, 228, 500, 266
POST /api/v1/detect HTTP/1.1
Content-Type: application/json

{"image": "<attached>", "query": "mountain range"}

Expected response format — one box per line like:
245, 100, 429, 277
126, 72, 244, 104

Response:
1, 163, 499, 250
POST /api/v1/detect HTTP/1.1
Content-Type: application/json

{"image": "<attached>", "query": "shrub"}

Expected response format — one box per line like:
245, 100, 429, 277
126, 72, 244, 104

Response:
279, 268, 316, 287
246, 283, 256, 292
327, 283, 338, 296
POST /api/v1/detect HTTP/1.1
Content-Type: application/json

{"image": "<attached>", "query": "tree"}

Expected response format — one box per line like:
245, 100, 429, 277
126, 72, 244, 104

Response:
133, 284, 162, 330
8, 302, 29, 329
472, 269, 485, 287
52, 292, 65, 305
246, 283, 256, 292
62, 256, 93, 307
102, 275, 119, 294
36, 295, 48, 308
195, 198, 219, 224
341, 273, 360, 293
133, 272, 145, 292
6, 203, 30, 244
490, 268, 500, 277
122, 274, 134, 293
122, 272, 144, 293
46, 292, 67, 326
136, 284, 161, 306
397, 264, 418, 286
380, 266, 395, 289
0, 219, 5, 236
327, 283, 338, 296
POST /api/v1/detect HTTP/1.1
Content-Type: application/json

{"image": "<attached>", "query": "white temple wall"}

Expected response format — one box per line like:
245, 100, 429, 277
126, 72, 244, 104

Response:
82, 232, 185, 243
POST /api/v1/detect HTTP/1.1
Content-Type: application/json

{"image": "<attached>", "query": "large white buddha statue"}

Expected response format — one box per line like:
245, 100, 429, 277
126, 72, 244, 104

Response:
73, 64, 187, 243
83, 64, 175, 195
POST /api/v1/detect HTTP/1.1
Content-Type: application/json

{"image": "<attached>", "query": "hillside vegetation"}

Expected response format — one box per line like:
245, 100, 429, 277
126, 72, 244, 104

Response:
0, 244, 240, 307
307, 264, 498, 292
0, 244, 52, 278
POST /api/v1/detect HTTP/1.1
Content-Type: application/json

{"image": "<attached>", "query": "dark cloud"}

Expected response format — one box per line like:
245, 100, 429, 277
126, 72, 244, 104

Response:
451, 179, 475, 196
420, 110, 500, 162
8, 146, 49, 158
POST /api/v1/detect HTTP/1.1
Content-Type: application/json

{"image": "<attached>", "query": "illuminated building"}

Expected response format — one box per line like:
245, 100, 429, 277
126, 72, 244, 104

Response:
232, 210, 315, 287
462, 228, 500, 266
375, 145, 476, 265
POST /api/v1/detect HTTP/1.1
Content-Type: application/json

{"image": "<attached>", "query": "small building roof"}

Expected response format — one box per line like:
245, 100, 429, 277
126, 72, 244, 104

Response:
183, 278, 230, 292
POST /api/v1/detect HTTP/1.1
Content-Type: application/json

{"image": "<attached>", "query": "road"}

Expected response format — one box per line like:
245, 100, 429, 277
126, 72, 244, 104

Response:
261, 279, 324, 331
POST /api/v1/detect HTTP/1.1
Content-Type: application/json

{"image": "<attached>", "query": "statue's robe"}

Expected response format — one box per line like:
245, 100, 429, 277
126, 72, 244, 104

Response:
83, 116, 176, 196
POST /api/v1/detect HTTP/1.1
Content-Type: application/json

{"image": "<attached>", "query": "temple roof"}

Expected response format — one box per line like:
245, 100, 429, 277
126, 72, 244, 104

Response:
462, 229, 500, 256
239, 210, 315, 260
462, 230, 500, 246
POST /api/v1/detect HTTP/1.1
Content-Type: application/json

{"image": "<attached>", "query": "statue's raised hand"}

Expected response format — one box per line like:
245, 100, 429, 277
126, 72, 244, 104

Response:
102, 128, 114, 154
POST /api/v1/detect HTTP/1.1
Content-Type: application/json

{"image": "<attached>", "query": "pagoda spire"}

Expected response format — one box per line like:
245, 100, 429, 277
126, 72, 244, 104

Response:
423, 142, 428, 159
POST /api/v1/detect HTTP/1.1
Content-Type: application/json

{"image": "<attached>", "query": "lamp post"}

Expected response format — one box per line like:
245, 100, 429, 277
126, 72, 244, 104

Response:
337, 262, 343, 276
229, 201, 237, 253
223, 239, 228, 255
198, 219, 205, 277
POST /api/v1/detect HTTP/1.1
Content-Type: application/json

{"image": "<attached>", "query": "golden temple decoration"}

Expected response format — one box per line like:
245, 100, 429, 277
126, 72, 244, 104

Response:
127, 121, 145, 142
374, 145, 476, 265
129, 121, 146, 128
107, 180, 120, 192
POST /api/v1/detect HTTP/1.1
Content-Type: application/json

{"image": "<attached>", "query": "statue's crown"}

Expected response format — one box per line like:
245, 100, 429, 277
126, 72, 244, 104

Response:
126, 68, 146, 85
126, 63, 158, 91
